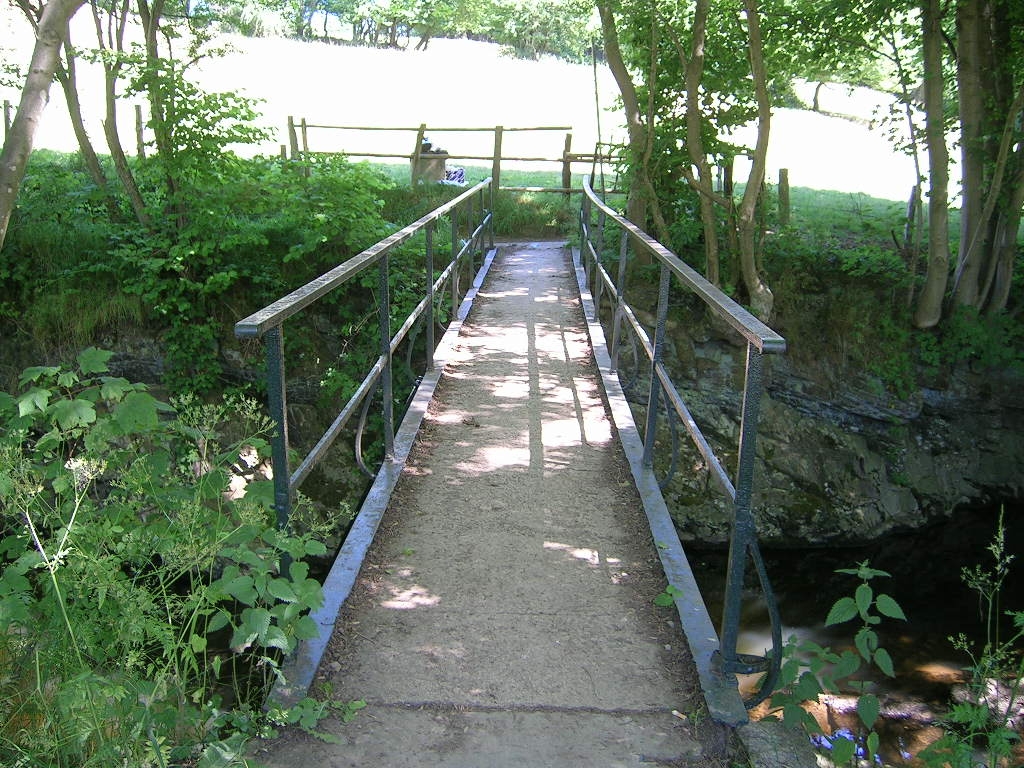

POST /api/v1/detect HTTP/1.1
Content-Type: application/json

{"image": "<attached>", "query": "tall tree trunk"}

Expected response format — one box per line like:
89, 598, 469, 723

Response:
0, 0, 87, 251
56, 37, 120, 219
597, 0, 646, 230
913, 0, 951, 328
11, 0, 114, 214
672, 0, 726, 287
92, 0, 150, 226
951, 0, 1022, 314
736, 0, 774, 321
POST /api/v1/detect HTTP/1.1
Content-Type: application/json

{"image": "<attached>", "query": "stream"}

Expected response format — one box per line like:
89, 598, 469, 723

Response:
690, 503, 1024, 765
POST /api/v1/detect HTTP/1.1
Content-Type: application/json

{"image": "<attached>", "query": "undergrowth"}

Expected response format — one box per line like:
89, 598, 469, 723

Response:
0, 348, 352, 766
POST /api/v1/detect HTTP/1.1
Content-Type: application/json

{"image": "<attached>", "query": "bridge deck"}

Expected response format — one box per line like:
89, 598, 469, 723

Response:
253, 242, 744, 766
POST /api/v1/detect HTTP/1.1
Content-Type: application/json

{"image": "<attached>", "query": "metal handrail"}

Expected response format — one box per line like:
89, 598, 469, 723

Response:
235, 178, 495, 532
579, 175, 785, 709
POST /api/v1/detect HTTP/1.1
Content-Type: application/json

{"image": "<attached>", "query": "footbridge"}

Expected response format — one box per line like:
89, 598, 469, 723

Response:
236, 178, 808, 766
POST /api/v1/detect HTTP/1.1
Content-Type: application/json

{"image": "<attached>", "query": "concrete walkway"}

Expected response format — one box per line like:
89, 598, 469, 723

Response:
251, 242, 743, 767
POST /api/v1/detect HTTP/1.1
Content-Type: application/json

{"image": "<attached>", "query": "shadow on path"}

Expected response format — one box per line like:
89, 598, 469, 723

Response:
251, 242, 743, 767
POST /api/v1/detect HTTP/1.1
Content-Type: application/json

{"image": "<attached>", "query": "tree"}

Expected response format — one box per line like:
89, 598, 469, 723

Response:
598, 0, 776, 319
948, 0, 1024, 316
0, 0, 87, 252
912, 0, 950, 328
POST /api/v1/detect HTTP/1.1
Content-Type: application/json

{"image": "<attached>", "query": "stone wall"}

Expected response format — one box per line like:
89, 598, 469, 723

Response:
631, 312, 1024, 547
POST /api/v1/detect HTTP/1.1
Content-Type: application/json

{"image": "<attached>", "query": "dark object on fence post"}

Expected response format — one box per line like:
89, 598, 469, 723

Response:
491, 125, 503, 190
561, 132, 573, 197
135, 105, 145, 158
778, 168, 790, 226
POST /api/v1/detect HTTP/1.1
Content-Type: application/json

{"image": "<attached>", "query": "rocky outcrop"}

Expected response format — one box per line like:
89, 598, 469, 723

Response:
631, 313, 1024, 547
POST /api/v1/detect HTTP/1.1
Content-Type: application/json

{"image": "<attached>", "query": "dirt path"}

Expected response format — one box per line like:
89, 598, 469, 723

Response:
251, 242, 743, 767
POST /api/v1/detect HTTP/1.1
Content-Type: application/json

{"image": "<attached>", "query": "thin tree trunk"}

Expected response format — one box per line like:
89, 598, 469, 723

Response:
597, 0, 646, 228
92, 0, 150, 226
671, 0, 728, 287
56, 35, 119, 218
913, 0, 950, 328
737, 0, 774, 321
0, 0, 87, 251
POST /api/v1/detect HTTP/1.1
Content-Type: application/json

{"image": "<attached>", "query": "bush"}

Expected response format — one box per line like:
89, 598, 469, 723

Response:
0, 349, 341, 766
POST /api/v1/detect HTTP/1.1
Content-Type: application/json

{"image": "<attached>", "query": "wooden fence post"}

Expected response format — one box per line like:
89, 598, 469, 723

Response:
411, 123, 427, 183
135, 104, 145, 158
778, 168, 790, 226
491, 125, 503, 190
288, 116, 299, 159
561, 132, 572, 197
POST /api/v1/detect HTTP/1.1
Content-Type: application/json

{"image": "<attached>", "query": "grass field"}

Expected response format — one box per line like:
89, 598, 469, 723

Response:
0, 4, 938, 205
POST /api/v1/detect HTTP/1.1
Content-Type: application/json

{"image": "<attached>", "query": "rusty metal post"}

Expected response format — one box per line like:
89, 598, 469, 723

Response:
451, 206, 460, 309
378, 257, 395, 460
264, 326, 292, 531
609, 229, 629, 373
425, 220, 435, 370
642, 264, 671, 468
718, 342, 767, 679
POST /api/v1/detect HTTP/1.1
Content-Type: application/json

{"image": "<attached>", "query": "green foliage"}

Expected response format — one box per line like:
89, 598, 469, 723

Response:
918, 511, 1024, 768
653, 583, 684, 607
768, 561, 906, 766
0, 351, 351, 765
3, 151, 399, 393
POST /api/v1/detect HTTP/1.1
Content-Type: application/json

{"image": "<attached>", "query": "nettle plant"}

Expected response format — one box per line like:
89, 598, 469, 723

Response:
767, 561, 907, 766
0, 348, 345, 767
918, 513, 1023, 768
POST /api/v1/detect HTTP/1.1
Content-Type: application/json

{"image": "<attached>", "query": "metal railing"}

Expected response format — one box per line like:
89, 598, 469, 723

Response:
578, 176, 786, 709
235, 178, 495, 531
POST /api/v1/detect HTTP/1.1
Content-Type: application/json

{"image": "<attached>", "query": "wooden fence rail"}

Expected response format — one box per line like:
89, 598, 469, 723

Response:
286, 117, 615, 192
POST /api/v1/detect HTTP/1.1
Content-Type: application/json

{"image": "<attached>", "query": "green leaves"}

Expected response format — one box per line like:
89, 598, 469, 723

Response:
825, 596, 858, 626
875, 593, 906, 620
1, 356, 330, 765
77, 347, 114, 375
112, 391, 161, 432
653, 583, 684, 607
770, 559, 911, 766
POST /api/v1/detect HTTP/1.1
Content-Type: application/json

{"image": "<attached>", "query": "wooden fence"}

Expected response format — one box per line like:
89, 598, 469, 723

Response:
285, 118, 616, 193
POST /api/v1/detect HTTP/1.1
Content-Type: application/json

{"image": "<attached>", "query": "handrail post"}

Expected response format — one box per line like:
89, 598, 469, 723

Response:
593, 210, 606, 304
609, 229, 629, 373
642, 263, 671, 468
451, 207, 460, 309
425, 221, 435, 370
378, 256, 395, 460
265, 326, 292, 530
718, 342, 765, 668
476, 186, 485, 270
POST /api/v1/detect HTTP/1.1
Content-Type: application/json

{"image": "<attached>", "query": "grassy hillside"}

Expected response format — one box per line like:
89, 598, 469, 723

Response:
0, 4, 925, 202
